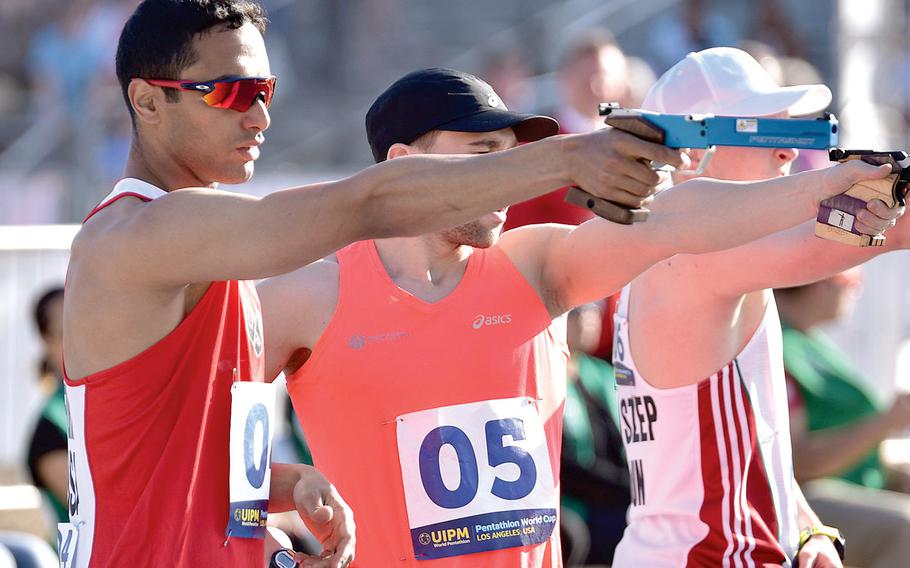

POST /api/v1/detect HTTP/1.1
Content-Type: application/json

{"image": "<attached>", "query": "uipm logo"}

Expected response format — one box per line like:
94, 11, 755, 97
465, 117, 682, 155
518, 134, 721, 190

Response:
472, 313, 512, 329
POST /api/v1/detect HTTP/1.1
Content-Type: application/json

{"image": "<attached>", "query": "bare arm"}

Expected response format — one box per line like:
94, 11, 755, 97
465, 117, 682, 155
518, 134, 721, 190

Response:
92, 129, 687, 287
657, 201, 906, 299
502, 160, 891, 314
34, 450, 68, 508
790, 392, 910, 482
258, 262, 338, 380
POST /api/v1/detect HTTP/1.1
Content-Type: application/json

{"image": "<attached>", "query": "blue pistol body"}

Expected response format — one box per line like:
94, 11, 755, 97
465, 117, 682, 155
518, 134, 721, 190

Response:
599, 104, 837, 151
565, 103, 839, 224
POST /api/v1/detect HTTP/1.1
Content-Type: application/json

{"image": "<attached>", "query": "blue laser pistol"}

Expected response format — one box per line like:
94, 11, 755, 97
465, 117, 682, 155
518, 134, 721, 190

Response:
565, 103, 839, 224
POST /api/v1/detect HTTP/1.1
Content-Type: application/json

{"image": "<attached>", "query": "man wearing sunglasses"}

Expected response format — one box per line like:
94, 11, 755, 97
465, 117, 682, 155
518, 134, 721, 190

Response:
59, 1, 698, 567
256, 67, 895, 567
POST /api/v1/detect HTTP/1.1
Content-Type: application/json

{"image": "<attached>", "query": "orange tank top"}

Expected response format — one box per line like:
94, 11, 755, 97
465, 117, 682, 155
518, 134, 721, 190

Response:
287, 240, 569, 567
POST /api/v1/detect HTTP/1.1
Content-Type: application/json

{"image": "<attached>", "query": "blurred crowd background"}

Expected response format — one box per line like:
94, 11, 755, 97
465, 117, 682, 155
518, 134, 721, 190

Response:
3, 0, 908, 221
4, 0, 910, 561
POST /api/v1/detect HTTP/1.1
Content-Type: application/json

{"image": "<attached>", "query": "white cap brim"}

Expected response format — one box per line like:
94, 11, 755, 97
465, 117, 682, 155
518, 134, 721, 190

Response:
711, 84, 832, 117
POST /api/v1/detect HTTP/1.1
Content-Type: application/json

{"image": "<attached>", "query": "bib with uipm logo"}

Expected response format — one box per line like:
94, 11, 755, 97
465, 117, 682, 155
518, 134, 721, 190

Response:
397, 397, 557, 560
227, 381, 276, 539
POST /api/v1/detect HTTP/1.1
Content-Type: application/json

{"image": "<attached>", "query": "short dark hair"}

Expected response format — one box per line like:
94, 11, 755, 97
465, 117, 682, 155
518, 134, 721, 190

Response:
33, 286, 64, 338
115, 0, 268, 120
404, 130, 441, 155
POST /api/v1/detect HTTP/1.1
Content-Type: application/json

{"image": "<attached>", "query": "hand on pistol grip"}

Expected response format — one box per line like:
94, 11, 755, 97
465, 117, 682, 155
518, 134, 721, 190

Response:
816, 149, 910, 247
563, 104, 666, 225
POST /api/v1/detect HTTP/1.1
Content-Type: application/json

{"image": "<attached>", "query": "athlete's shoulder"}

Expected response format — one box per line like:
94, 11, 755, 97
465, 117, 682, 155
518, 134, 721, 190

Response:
498, 222, 572, 265
258, 259, 341, 358
258, 259, 339, 306
70, 195, 148, 268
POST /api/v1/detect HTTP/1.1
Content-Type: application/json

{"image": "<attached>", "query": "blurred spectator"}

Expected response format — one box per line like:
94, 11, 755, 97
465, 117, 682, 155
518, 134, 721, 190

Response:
740, 39, 786, 85
505, 31, 639, 360
552, 29, 629, 133
25, 287, 68, 532
479, 47, 537, 113
27, 0, 107, 117
648, 0, 741, 72
504, 29, 631, 231
748, 0, 805, 58
32, 287, 64, 395
12, 0, 135, 222
776, 268, 910, 568
0, 74, 21, 118
624, 56, 657, 108
560, 303, 629, 566
740, 39, 829, 173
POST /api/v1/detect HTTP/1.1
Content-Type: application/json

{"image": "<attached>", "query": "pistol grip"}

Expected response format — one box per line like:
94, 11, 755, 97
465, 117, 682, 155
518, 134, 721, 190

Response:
603, 115, 667, 144
564, 113, 664, 224
815, 175, 897, 247
564, 187, 650, 225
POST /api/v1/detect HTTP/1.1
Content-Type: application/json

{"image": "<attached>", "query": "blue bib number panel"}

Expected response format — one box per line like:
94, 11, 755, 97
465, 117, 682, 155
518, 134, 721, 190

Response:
396, 397, 557, 560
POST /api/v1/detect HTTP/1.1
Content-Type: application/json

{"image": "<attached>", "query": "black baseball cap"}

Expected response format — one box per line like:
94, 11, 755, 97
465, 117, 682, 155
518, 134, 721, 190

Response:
366, 67, 560, 162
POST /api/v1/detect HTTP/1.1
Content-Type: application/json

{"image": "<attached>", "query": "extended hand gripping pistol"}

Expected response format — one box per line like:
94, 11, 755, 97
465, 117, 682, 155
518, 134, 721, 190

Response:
565, 103, 839, 224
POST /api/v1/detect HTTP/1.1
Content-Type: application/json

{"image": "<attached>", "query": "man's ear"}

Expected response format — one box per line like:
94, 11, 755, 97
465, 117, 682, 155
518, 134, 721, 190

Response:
128, 79, 164, 125
386, 143, 416, 161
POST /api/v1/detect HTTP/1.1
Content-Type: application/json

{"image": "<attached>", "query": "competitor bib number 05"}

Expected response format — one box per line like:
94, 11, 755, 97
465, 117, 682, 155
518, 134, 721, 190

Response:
397, 397, 557, 560
227, 381, 276, 539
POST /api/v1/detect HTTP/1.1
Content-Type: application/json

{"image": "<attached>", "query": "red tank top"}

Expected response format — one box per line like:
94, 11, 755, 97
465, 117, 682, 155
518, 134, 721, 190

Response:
287, 240, 569, 567
63, 179, 266, 567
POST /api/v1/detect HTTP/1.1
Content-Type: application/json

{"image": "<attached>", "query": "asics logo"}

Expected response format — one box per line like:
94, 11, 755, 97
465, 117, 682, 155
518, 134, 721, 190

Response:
472, 313, 512, 329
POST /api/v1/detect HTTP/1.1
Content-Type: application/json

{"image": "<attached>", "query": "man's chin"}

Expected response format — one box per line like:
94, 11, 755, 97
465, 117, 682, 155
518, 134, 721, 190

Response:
219, 164, 256, 185
465, 233, 501, 249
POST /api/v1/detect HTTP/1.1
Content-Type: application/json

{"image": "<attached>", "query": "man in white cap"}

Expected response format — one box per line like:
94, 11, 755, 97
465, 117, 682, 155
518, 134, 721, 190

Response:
611, 47, 910, 568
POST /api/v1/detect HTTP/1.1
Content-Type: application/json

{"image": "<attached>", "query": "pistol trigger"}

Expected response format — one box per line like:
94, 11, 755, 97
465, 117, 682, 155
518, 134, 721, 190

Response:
896, 181, 909, 207
896, 167, 910, 207
693, 146, 716, 176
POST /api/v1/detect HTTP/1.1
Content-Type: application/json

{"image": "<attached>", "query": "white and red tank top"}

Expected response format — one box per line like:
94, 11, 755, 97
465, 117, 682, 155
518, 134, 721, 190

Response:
287, 240, 569, 567
62, 179, 266, 567
612, 286, 799, 568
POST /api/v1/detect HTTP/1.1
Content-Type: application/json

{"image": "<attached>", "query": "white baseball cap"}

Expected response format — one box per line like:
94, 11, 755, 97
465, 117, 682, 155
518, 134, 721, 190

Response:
641, 47, 832, 117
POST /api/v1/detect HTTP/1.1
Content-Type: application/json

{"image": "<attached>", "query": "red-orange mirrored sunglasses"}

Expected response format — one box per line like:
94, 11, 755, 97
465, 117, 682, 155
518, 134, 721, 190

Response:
141, 75, 277, 112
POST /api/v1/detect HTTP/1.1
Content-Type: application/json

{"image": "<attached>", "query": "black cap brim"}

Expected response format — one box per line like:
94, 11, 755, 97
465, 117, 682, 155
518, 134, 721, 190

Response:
435, 108, 559, 143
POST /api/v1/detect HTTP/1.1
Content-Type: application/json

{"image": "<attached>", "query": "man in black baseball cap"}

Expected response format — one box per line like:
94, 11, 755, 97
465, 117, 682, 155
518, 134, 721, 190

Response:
366, 67, 558, 162
256, 66, 891, 566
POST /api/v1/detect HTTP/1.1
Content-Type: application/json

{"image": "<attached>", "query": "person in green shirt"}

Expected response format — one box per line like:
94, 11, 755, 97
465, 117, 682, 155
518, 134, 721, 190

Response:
26, 287, 68, 528
560, 302, 630, 566
777, 267, 910, 568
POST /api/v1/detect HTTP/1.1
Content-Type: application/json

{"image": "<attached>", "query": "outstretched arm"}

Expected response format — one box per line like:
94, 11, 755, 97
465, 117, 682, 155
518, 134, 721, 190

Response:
86, 128, 686, 287
499, 160, 891, 315
657, 201, 906, 299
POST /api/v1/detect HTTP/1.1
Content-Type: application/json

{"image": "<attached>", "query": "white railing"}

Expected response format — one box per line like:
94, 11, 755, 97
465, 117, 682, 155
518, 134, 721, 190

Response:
0, 226, 76, 473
